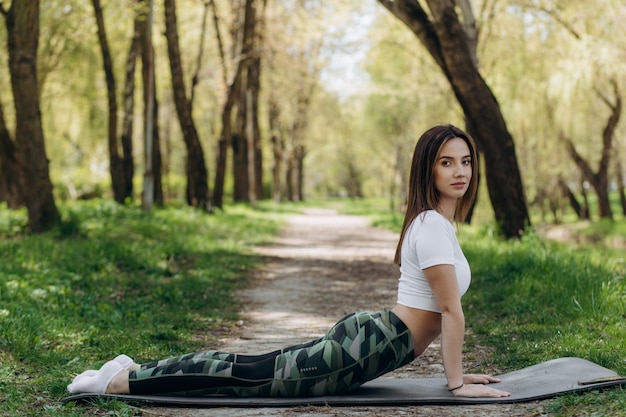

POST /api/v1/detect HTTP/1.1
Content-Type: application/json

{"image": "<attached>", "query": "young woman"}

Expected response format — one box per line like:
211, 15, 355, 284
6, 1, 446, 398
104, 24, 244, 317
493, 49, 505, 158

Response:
68, 124, 510, 399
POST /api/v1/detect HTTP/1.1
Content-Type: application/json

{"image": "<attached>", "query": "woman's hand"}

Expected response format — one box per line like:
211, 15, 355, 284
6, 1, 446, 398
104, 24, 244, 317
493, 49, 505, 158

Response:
450, 383, 510, 398
463, 374, 502, 385
449, 374, 510, 398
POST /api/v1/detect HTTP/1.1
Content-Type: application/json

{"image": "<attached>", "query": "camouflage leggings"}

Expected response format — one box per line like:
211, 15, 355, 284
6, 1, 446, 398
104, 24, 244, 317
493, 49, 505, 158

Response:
128, 310, 414, 397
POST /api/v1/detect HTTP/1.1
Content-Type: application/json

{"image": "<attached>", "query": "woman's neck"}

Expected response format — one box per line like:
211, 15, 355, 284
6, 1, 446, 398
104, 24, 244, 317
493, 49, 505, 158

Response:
436, 200, 457, 223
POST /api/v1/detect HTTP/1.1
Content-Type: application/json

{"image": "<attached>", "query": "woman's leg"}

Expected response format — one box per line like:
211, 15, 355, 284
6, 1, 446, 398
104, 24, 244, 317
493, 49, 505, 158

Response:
71, 339, 327, 395
127, 311, 414, 397
127, 337, 326, 396
290, 310, 414, 394
134, 337, 324, 370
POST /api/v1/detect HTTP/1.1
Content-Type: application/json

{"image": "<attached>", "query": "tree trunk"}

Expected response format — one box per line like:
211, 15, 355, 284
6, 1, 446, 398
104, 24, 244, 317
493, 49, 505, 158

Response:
268, 94, 283, 203
285, 151, 296, 201
232, 70, 248, 202
92, 0, 127, 204
279, 58, 316, 204
560, 80, 620, 220
344, 158, 363, 198
139, 3, 163, 207
3, 1, 59, 232
377, 0, 529, 237
295, 143, 305, 201
246, 89, 257, 205
251, 0, 266, 200
289, 90, 313, 202
210, 0, 231, 209
146, 64, 163, 207
231, 0, 258, 203
213, 75, 238, 208
232, 128, 249, 202
0, 101, 23, 208
164, 0, 210, 210
616, 161, 626, 217
581, 179, 591, 220
247, 53, 263, 201
190, 0, 211, 106
120, 7, 144, 202
213, 70, 242, 208
150, 88, 163, 207
390, 144, 406, 211
562, 138, 614, 219
558, 177, 588, 220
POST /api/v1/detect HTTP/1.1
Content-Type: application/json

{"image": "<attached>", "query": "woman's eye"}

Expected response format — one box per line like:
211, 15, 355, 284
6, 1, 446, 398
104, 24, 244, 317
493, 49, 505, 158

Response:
441, 161, 451, 166
463, 159, 471, 165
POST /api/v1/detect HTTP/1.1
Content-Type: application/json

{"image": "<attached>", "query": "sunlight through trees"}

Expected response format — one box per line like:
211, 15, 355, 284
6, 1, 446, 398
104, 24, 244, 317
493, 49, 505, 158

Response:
0, 0, 624, 232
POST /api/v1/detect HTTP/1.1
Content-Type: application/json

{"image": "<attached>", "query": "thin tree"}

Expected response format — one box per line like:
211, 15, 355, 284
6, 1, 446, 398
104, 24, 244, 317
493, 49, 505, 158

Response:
0, 100, 23, 208
115, 0, 162, 209
1, 0, 59, 232
207, 0, 231, 206
250, 0, 266, 202
286, 85, 315, 202
377, 0, 529, 237
211, 0, 235, 209
268, 0, 323, 203
91, 0, 132, 204
140, 10, 164, 208
120, 4, 144, 203
190, 0, 211, 106
213, 74, 240, 208
560, 79, 621, 220
230, 2, 249, 203
212, 0, 256, 208
616, 160, 626, 216
231, 0, 260, 203
558, 177, 589, 221
267, 90, 283, 203
163, 0, 210, 210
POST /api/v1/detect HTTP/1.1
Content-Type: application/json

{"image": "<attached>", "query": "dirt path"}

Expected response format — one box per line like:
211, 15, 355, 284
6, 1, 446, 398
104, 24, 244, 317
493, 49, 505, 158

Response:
144, 209, 546, 417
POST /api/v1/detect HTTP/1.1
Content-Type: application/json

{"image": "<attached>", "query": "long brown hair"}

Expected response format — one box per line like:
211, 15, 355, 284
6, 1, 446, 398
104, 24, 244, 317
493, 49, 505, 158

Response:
393, 124, 478, 265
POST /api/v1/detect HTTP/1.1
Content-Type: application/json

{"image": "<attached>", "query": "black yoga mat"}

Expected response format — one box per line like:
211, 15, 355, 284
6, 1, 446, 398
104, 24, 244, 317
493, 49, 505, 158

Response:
63, 357, 625, 407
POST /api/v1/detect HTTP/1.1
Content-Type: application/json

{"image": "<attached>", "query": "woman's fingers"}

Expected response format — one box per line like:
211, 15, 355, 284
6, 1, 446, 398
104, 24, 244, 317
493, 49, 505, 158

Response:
463, 374, 502, 385
452, 383, 511, 398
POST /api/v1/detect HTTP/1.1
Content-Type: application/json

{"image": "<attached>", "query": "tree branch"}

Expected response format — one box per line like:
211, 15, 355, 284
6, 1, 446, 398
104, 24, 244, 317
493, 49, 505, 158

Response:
536, 6, 581, 39
560, 130, 596, 185
597, 79, 621, 178
455, 0, 478, 67
593, 78, 620, 112
376, 0, 446, 70
210, 0, 229, 89
190, 0, 210, 107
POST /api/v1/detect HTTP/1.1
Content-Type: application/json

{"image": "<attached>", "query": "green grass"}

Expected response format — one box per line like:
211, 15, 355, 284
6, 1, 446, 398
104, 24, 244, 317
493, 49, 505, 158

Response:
1, 198, 625, 416
462, 232, 625, 363
0, 200, 284, 416
462, 233, 625, 416
339, 199, 626, 416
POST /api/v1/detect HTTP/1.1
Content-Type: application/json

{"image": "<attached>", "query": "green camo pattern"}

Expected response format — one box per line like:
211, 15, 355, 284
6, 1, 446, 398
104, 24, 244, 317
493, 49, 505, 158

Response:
129, 310, 414, 397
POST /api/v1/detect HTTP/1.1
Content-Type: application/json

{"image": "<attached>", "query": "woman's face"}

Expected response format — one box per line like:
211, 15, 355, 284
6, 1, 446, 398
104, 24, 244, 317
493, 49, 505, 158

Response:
433, 138, 472, 204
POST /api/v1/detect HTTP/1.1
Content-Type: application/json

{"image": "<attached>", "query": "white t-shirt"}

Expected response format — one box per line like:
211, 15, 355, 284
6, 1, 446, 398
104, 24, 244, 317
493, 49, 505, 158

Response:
397, 210, 471, 313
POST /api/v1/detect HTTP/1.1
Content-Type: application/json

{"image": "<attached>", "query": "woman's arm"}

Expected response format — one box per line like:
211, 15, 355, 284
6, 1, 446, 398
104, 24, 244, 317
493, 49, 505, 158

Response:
423, 264, 465, 389
424, 264, 510, 398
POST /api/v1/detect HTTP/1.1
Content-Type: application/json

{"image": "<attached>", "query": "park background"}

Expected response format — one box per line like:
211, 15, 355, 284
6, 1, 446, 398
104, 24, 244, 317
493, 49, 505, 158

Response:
0, 0, 624, 415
